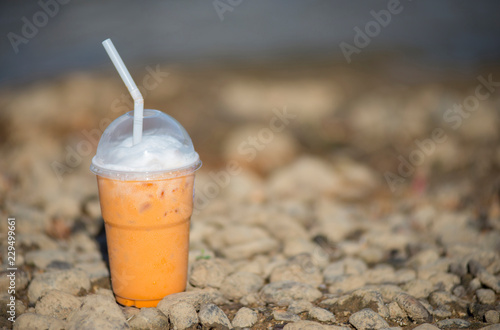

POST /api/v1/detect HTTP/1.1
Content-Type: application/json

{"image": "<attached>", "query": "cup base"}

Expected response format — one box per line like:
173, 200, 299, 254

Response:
116, 295, 162, 308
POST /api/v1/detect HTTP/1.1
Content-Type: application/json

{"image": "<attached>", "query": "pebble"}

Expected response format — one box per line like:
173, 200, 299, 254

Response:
428, 291, 456, 307
27, 269, 91, 303
157, 289, 216, 314
273, 310, 300, 322
436, 318, 471, 328
128, 308, 169, 330
348, 308, 390, 330
485, 310, 500, 324
35, 290, 81, 320
308, 307, 336, 322
24, 250, 73, 269
480, 324, 500, 330
428, 272, 460, 292
469, 260, 500, 293
260, 281, 322, 305
13, 313, 66, 330
387, 301, 406, 319
476, 288, 496, 305
75, 261, 110, 281
0, 269, 30, 292
284, 320, 345, 329
395, 293, 432, 323
168, 302, 199, 330
288, 300, 313, 314
222, 238, 279, 260
402, 279, 434, 299
270, 254, 323, 286
220, 272, 264, 300
189, 259, 229, 289
199, 304, 232, 329
328, 275, 367, 295
232, 307, 258, 328
66, 294, 128, 329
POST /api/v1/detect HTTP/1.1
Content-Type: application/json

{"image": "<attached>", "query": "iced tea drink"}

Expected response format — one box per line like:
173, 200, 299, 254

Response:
97, 174, 194, 307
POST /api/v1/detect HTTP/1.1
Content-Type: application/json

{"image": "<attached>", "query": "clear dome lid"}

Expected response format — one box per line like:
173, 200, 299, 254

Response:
90, 109, 201, 180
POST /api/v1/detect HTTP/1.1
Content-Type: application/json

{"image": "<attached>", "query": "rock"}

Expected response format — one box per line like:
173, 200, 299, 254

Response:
220, 272, 264, 300
364, 264, 395, 285
232, 307, 258, 328
128, 308, 169, 330
75, 261, 110, 281
270, 254, 323, 286
395, 293, 432, 323
13, 313, 66, 330
24, 250, 73, 269
408, 250, 440, 268
413, 324, 440, 330
0, 269, 30, 292
67, 294, 128, 329
284, 320, 341, 329
477, 288, 497, 305
485, 310, 500, 324
288, 300, 313, 314
387, 301, 406, 319
428, 291, 456, 307
222, 238, 279, 260
273, 310, 300, 322
28, 269, 91, 303
469, 260, 500, 293
308, 307, 336, 322
189, 259, 229, 289
469, 278, 482, 291
35, 290, 81, 320
157, 289, 216, 314
428, 272, 460, 292
328, 275, 366, 295
436, 318, 471, 328
199, 304, 232, 329
168, 302, 198, 330
481, 324, 500, 330
260, 281, 322, 305
348, 308, 390, 330
393, 269, 416, 284
401, 279, 434, 299
261, 214, 309, 242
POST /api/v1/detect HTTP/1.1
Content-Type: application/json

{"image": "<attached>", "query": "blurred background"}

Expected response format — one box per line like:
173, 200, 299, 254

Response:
1, 0, 500, 231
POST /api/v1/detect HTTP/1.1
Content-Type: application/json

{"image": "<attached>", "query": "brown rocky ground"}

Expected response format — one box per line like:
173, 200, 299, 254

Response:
0, 59, 499, 329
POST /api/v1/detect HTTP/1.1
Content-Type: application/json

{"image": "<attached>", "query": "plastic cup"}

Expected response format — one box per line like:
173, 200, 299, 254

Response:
90, 109, 201, 307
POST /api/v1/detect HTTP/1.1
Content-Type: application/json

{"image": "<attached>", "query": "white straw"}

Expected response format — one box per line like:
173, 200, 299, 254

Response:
102, 38, 144, 145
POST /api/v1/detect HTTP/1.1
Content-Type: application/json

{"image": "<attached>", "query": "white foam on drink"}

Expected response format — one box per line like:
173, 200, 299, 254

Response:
92, 134, 200, 172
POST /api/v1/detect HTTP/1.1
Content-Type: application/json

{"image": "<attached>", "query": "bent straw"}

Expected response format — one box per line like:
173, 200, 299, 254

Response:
102, 38, 144, 145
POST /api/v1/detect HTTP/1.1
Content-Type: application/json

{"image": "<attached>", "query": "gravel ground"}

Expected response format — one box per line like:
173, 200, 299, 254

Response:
0, 61, 499, 329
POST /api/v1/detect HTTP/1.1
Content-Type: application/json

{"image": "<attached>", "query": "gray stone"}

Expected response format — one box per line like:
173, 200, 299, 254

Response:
469, 260, 500, 293
428, 272, 460, 292
260, 281, 322, 305
232, 307, 258, 328
308, 307, 336, 322
402, 279, 434, 299
288, 300, 313, 314
199, 304, 232, 329
75, 261, 110, 281
485, 310, 500, 324
436, 318, 471, 328
364, 264, 395, 285
220, 272, 264, 300
481, 324, 500, 330
222, 238, 279, 260
270, 254, 323, 286
168, 302, 198, 330
477, 288, 496, 305
395, 293, 432, 323
348, 308, 390, 330
67, 294, 128, 330
189, 259, 229, 289
273, 310, 300, 322
408, 250, 440, 268
387, 301, 406, 319
328, 275, 366, 295
28, 269, 91, 303
428, 291, 456, 307
13, 313, 66, 330
284, 320, 343, 329
35, 290, 81, 320
157, 289, 216, 315
25, 250, 73, 269
0, 269, 30, 292
128, 308, 169, 330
